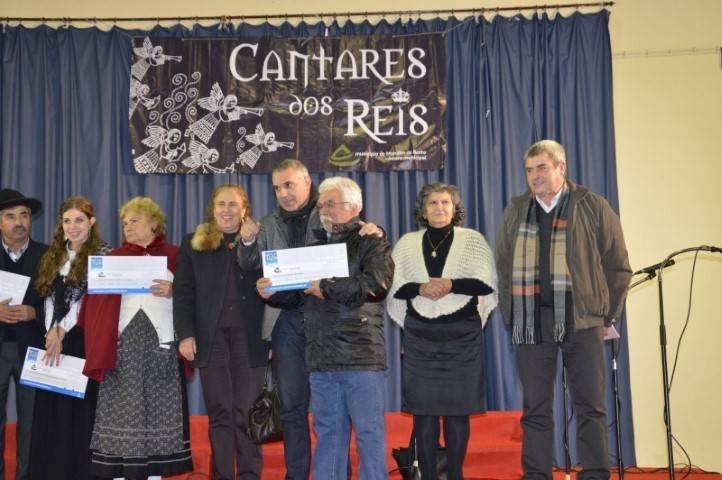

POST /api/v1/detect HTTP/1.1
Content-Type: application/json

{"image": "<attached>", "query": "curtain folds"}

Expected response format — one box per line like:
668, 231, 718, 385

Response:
0, 11, 635, 465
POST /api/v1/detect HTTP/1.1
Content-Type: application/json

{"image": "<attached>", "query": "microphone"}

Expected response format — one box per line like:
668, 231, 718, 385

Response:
634, 259, 675, 276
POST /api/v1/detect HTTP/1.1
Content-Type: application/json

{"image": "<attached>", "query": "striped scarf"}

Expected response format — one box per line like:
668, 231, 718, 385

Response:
511, 187, 572, 344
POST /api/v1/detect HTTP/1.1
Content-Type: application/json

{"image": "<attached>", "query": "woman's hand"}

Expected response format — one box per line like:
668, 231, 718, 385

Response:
151, 279, 173, 298
240, 217, 261, 244
420, 277, 452, 300
179, 337, 196, 362
43, 326, 66, 366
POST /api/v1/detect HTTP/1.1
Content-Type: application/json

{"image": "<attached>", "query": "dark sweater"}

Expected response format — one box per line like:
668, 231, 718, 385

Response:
537, 203, 556, 307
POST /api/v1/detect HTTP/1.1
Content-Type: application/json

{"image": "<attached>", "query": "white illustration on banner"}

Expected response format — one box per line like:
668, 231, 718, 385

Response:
129, 79, 160, 119
132, 126, 186, 174
131, 37, 182, 81
391, 88, 411, 104
181, 140, 226, 173
236, 123, 295, 169
185, 83, 264, 144
150, 72, 202, 128
133, 149, 161, 174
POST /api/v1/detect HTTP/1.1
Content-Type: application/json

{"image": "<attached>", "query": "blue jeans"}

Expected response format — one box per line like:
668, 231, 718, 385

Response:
310, 370, 387, 480
271, 311, 311, 480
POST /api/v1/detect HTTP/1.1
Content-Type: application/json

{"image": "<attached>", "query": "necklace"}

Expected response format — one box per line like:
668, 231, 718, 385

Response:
426, 229, 452, 258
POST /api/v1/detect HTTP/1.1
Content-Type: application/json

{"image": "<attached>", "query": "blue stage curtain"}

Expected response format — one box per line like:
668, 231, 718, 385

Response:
0, 11, 635, 466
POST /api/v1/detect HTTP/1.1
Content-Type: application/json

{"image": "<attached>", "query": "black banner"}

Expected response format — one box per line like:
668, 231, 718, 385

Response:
129, 34, 446, 174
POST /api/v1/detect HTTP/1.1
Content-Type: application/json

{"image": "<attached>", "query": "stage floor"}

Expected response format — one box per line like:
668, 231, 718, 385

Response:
5, 413, 720, 479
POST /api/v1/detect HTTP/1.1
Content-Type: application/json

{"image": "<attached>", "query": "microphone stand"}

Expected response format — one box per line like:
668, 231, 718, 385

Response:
610, 328, 624, 480
655, 247, 710, 480
640, 245, 719, 480
608, 272, 658, 480
626, 266, 669, 479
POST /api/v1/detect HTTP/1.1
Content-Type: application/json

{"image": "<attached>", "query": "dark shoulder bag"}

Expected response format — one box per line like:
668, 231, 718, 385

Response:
247, 363, 283, 444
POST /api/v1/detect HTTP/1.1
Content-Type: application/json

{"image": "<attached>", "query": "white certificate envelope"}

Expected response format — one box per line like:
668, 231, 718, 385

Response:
0, 270, 30, 305
19, 347, 89, 399
87, 256, 167, 294
262, 243, 349, 292
604, 325, 620, 341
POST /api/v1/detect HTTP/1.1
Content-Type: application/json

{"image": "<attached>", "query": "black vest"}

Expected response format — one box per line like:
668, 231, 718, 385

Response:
0, 239, 48, 360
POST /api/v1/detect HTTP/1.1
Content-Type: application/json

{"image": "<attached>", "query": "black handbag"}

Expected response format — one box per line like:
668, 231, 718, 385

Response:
247, 364, 283, 444
391, 432, 447, 480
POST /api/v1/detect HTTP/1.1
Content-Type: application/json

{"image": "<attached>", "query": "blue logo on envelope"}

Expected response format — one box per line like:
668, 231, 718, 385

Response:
264, 251, 278, 266
90, 257, 103, 270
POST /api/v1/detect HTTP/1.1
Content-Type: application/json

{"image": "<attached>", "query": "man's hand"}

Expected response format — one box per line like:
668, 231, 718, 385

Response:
358, 221, 383, 238
256, 277, 275, 300
0, 300, 36, 323
179, 337, 196, 362
0, 298, 16, 324
150, 279, 173, 298
43, 326, 66, 366
419, 278, 452, 301
240, 218, 261, 244
304, 280, 325, 300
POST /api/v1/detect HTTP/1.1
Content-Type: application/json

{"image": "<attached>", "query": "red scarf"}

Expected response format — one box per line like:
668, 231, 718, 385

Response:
78, 235, 178, 381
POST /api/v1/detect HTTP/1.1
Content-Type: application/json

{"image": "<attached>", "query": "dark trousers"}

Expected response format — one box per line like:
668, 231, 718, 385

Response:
271, 310, 311, 480
199, 323, 265, 480
516, 308, 609, 480
0, 342, 35, 480
413, 415, 470, 480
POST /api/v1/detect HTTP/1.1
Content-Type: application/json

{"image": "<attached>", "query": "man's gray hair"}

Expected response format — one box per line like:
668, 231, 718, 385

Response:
273, 158, 310, 179
317, 177, 363, 211
524, 139, 566, 166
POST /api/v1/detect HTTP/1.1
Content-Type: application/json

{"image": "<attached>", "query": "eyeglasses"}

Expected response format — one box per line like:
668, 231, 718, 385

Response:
316, 200, 351, 210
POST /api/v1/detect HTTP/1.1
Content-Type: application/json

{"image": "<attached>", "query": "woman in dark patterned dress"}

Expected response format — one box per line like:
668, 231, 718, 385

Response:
79, 196, 192, 479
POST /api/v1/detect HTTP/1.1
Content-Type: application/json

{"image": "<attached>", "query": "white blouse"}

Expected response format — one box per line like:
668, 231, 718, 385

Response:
117, 270, 175, 346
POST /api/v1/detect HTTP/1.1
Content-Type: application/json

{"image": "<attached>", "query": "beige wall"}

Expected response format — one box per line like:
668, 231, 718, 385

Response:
611, 0, 722, 471
3, 0, 722, 471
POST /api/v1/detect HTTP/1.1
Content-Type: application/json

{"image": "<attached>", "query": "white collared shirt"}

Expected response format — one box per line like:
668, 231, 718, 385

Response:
2, 238, 29, 263
535, 188, 564, 214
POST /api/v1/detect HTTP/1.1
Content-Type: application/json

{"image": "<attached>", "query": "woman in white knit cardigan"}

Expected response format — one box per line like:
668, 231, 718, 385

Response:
387, 182, 498, 480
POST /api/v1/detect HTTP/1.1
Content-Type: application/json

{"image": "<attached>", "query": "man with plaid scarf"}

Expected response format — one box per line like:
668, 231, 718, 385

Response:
495, 140, 632, 480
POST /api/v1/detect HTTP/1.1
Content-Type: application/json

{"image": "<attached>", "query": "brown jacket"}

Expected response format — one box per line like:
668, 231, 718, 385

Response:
495, 181, 632, 330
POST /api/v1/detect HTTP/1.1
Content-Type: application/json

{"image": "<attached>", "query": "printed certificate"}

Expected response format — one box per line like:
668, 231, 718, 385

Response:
0, 270, 30, 305
19, 347, 89, 399
87, 256, 167, 294
262, 244, 349, 292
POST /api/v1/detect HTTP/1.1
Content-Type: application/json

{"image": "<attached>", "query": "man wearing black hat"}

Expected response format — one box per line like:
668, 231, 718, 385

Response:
0, 189, 47, 480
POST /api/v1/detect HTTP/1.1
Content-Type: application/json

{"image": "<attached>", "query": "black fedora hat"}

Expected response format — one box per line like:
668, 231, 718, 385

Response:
0, 189, 42, 215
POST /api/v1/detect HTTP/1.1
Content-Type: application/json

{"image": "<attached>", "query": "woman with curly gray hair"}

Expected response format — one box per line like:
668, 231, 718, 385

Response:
387, 182, 498, 479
